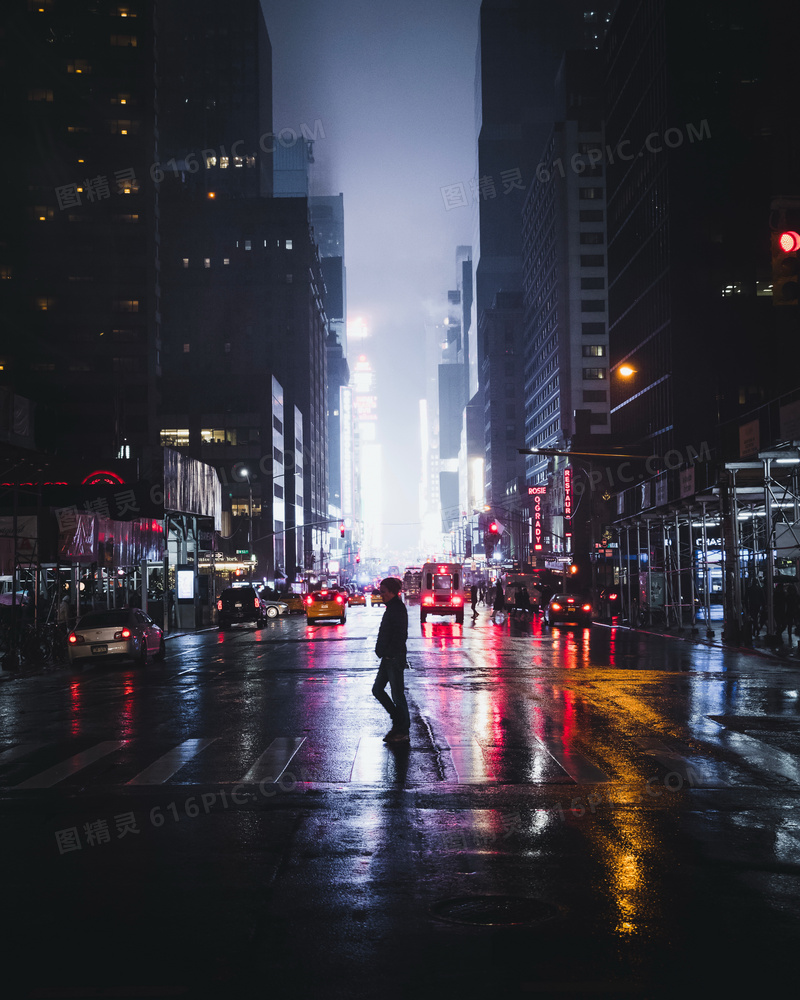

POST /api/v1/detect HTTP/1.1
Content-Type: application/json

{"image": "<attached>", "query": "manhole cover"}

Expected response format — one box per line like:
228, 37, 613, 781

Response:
430, 895, 560, 926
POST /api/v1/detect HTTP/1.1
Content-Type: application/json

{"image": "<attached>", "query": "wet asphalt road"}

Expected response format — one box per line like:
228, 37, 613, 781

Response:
1, 603, 800, 999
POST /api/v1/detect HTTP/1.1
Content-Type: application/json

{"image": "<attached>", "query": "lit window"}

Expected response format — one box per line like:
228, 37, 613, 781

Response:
244, 240, 251, 250
28, 89, 54, 102
114, 299, 139, 312
183, 343, 190, 353
582, 367, 607, 380
67, 59, 92, 74
233, 156, 243, 168
0, 267, 11, 280
36, 296, 52, 310
223, 258, 230, 265
182, 258, 189, 268
756, 280, 772, 297
204, 258, 211, 268
582, 345, 606, 357
721, 283, 743, 297
204, 153, 217, 167
220, 156, 229, 169
32, 206, 54, 221
245, 155, 256, 167
285, 239, 293, 250
160, 429, 189, 447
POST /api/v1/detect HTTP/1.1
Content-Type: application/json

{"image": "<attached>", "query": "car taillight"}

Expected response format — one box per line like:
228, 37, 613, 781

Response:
217, 599, 223, 611
451, 596, 462, 606
566, 598, 575, 604
609, 593, 619, 601
335, 595, 343, 604
114, 628, 132, 640
68, 632, 82, 644
305, 596, 313, 606
582, 604, 592, 612
423, 596, 433, 605
551, 602, 562, 611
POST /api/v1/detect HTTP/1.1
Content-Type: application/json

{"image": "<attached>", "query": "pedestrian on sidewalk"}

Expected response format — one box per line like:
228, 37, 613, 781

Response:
492, 579, 505, 621
372, 577, 410, 744
774, 582, 788, 643
785, 582, 799, 647
470, 583, 479, 618
745, 578, 765, 638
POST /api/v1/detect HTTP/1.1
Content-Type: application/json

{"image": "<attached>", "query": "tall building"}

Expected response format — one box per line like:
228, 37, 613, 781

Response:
605, 0, 800, 476
0, 0, 161, 469
521, 49, 610, 498
472, 0, 615, 509
158, 194, 328, 581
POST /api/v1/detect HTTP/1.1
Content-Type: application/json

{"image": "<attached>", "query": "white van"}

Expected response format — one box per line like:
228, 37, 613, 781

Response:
419, 562, 464, 624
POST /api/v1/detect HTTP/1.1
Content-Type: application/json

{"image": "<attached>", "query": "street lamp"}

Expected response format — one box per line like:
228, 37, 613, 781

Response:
240, 467, 254, 583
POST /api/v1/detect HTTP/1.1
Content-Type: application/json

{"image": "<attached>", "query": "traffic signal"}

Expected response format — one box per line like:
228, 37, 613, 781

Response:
772, 229, 799, 306
340, 522, 345, 538
488, 522, 499, 535
569, 564, 579, 576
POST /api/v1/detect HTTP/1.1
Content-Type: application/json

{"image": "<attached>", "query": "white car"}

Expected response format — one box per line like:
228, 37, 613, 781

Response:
68, 608, 165, 666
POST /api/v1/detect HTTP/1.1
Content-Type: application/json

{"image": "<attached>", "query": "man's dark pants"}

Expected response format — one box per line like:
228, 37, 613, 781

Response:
372, 656, 409, 732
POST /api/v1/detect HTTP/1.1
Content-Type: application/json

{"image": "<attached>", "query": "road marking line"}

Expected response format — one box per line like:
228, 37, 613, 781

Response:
15, 741, 126, 789
632, 737, 731, 787
126, 738, 218, 785
239, 736, 305, 784
448, 739, 496, 783
535, 737, 610, 783
0, 743, 44, 763
350, 735, 386, 783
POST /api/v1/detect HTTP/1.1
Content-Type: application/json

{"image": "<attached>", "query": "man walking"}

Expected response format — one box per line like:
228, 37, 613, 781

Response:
372, 577, 410, 743
470, 583, 479, 618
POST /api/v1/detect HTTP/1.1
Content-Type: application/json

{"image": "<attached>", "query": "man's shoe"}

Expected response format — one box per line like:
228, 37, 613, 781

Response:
385, 731, 410, 743
382, 728, 397, 742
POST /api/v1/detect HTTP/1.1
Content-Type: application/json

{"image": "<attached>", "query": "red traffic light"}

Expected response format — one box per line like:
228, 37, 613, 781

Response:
340, 522, 345, 538
779, 231, 800, 253
488, 522, 499, 534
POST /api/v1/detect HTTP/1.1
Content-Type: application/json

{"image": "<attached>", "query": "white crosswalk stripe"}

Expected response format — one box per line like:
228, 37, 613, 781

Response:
126, 738, 218, 785
238, 736, 306, 784
14, 741, 127, 789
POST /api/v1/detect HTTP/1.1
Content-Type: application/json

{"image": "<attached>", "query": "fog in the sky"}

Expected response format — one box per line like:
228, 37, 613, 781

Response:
261, 0, 481, 558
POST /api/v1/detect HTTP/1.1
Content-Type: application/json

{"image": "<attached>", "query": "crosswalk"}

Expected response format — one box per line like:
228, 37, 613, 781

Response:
0, 727, 780, 792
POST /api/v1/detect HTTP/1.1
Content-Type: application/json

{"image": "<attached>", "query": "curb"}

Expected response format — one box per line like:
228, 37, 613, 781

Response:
598, 621, 800, 663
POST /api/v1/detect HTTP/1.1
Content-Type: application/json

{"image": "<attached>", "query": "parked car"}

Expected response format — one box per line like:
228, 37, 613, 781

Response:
67, 607, 165, 666
542, 594, 593, 628
305, 589, 347, 624
217, 586, 287, 629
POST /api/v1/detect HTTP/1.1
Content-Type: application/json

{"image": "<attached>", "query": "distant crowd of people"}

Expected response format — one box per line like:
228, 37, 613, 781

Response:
745, 577, 799, 644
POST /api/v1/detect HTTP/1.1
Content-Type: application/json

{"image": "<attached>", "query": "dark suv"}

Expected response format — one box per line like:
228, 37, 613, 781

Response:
216, 586, 280, 629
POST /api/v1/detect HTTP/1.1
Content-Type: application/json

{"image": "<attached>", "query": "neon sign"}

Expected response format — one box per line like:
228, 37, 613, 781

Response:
563, 468, 573, 521
531, 486, 546, 551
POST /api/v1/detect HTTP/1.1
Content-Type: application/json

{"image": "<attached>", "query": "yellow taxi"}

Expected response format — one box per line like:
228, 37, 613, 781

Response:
305, 589, 347, 624
369, 588, 384, 606
349, 590, 366, 606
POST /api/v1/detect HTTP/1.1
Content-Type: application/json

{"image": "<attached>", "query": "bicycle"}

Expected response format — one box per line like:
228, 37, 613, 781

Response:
636, 603, 667, 628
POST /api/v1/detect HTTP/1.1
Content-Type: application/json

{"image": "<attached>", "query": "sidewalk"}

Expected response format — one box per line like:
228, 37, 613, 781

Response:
607, 619, 800, 662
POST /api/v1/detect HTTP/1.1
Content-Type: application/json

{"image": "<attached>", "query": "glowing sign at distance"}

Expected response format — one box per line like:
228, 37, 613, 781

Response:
563, 468, 573, 521
530, 486, 547, 551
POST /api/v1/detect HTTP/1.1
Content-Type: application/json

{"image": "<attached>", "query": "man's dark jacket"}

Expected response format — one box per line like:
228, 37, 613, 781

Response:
375, 595, 408, 660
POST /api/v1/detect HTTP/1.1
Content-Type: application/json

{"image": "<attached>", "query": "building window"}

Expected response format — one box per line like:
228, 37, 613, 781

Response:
114, 299, 139, 312
581, 277, 605, 289
582, 322, 605, 335
579, 232, 604, 244
244, 239, 251, 250
274, 484, 284, 499
223, 258, 230, 265
273, 447, 284, 464
28, 89, 54, 102
67, 59, 92, 74
36, 296, 53, 311
580, 254, 604, 267
589, 412, 608, 424
583, 389, 607, 402
110, 34, 138, 47
579, 210, 603, 222
581, 299, 605, 312
285, 274, 293, 283
182, 258, 189, 268
579, 187, 603, 200
582, 344, 606, 357
224, 343, 231, 353
285, 239, 293, 250
183, 343, 190, 353
32, 206, 54, 222
220, 156, 229, 169
582, 367, 606, 380
160, 429, 189, 447
203, 258, 210, 268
